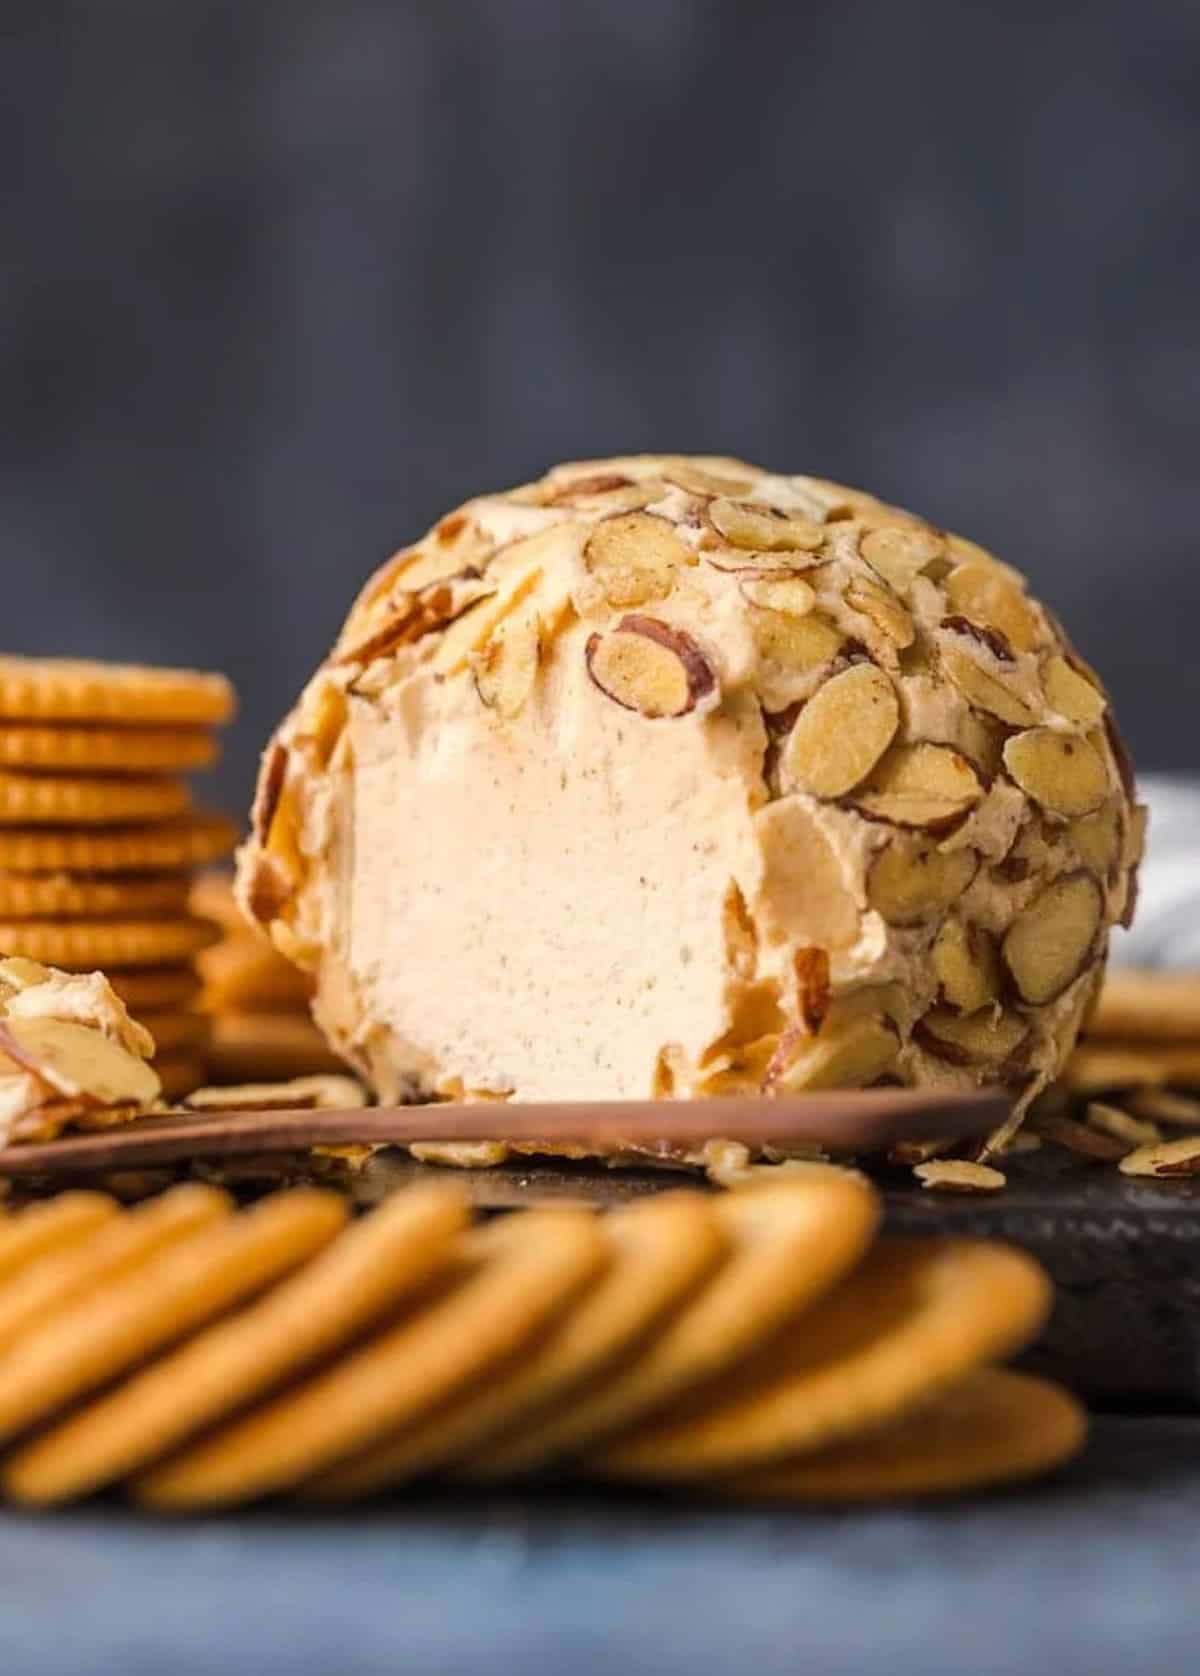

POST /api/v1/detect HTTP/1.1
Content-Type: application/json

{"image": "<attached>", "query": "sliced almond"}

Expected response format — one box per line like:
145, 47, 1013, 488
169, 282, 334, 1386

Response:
663, 461, 756, 498
866, 841, 978, 925
739, 575, 816, 616
853, 743, 982, 830
939, 637, 1038, 727
432, 567, 543, 677
765, 1015, 899, 1094
932, 918, 1002, 1014
944, 533, 1027, 586
582, 513, 691, 608
585, 615, 717, 719
914, 1159, 1006, 1193
915, 1006, 1029, 1067
1085, 1101, 1161, 1149
859, 525, 944, 592
1070, 802, 1122, 876
472, 605, 541, 718
844, 577, 914, 648
705, 546, 822, 576
1042, 655, 1107, 726
780, 664, 899, 799
709, 498, 823, 552
1003, 729, 1109, 819
1001, 871, 1103, 1005
944, 562, 1043, 652
752, 609, 845, 682
1118, 1135, 1200, 1178
0, 1017, 160, 1110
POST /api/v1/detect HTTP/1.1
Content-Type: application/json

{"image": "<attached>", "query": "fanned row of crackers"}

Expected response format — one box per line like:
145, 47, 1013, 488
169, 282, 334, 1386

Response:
0, 1170, 1084, 1509
0, 657, 238, 1098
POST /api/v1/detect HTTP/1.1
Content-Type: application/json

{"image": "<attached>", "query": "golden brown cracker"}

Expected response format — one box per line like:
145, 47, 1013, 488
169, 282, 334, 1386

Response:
138, 1011, 212, 1054
0, 1185, 230, 1356
182, 1074, 366, 1112
0, 812, 237, 875
0, 1188, 347, 1467
187, 871, 243, 933
595, 1238, 1051, 1480
305, 1189, 724, 1500
0, 916, 218, 970
0, 723, 218, 775
107, 965, 202, 1012
197, 937, 313, 1015
0, 872, 191, 920
0, 772, 189, 827
0, 657, 234, 726
468, 1172, 881, 1480
1089, 969, 1200, 1044
708, 1370, 1086, 1502
10, 1186, 466, 1504
153, 1052, 208, 1101
205, 1011, 343, 1082
134, 1207, 605, 1510
0, 1192, 118, 1285
1066, 1040, 1200, 1094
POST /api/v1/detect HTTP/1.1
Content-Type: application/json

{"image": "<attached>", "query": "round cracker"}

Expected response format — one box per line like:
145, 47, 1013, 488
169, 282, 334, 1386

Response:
187, 871, 242, 933
0, 657, 234, 726
206, 1011, 343, 1082
0, 916, 218, 970
9, 1186, 466, 1504
305, 1189, 724, 1500
0, 812, 237, 875
1089, 970, 1200, 1044
467, 1171, 881, 1480
0, 772, 189, 828
0, 1185, 231, 1356
0, 1188, 347, 1472
108, 966, 202, 1012
133, 1207, 605, 1510
139, 1011, 212, 1054
0, 1192, 118, 1285
197, 938, 313, 1015
707, 1370, 1087, 1502
153, 1052, 209, 1101
0, 723, 218, 775
0, 872, 191, 920
594, 1238, 1051, 1481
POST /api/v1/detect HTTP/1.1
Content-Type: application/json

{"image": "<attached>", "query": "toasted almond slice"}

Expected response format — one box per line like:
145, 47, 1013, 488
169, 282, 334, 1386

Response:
765, 1015, 899, 1094
859, 525, 944, 592
944, 534, 1027, 585
780, 665, 899, 799
1042, 655, 1107, 726
943, 562, 1042, 652
932, 919, 1002, 1014
866, 841, 978, 925
1070, 801, 1122, 875
471, 604, 541, 718
582, 513, 691, 608
853, 743, 982, 830
663, 461, 756, 497
739, 575, 816, 616
432, 567, 543, 677
913, 1160, 1006, 1193
1085, 1101, 1162, 1149
752, 609, 844, 679
915, 1006, 1029, 1066
1030, 1109, 1128, 1161
0, 1017, 160, 1110
1118, 1135, 1200, 1178
939, 638, 1038, 727
1003, 729, 1109, 818
706, 546, 823, 576
709, 498, 823, 552
1001, 871, 1103, 1005
845, 578, 914, 648
585, 616, 717, 719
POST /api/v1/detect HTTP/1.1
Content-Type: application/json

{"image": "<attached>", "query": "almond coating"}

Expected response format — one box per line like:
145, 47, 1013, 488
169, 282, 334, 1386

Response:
237, 454, 1142, 1122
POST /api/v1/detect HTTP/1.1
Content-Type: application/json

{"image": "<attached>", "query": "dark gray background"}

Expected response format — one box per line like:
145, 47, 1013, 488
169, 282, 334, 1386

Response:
4, 0, 1197, 814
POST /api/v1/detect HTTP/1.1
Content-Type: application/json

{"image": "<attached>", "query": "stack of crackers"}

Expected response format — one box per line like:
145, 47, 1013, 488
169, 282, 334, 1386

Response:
0, 657, 237, 1099
192, 873, 344, 1083
0, 1171, 1085, 1509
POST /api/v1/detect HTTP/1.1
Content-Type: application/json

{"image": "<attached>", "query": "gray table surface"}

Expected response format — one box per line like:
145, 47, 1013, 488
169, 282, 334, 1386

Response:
1, 1418, 1195, 1676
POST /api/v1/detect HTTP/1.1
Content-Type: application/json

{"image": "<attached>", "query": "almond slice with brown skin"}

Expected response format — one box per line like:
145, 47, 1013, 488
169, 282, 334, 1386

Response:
663, 461, 756, 498
866, 841, 979, 925
781, 664, 900, 799
859, 525, 944, 592
739, 575, 816, 616
845, 578, 914, 648
585, 616, 718, 719
709, 499, 824, 552
705, 546, 823, 576
1070, 801, 1122, 875
0, 1017, 160, 1109
932, 918, 1003, 1013
938, 637, 1038, 727
1003, 729, 1109, 818
472, 605, 542, 718
853, 743, 983, 830
752, 609, 845, 680
915, 1006, 1029, 1067
1041, 656, 1106, 726
764, 1014, 899, 1094
582, 513, 692, 608
1001, 871, 1103, 1005
944, 563, 1043, 652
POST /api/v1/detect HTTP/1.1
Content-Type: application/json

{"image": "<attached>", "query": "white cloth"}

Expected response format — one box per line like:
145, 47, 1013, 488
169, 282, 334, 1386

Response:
1110, 775, 1199, 970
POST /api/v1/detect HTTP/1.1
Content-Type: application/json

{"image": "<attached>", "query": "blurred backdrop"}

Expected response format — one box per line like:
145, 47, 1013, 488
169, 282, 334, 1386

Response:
4, 0, 1197, 810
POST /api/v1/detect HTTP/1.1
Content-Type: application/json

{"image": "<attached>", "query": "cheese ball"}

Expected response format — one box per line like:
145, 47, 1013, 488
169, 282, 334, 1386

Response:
237, 456, 1144, 1127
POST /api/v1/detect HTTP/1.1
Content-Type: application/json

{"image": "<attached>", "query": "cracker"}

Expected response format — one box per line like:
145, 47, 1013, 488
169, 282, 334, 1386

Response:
138, 1011, 212, 1054
205, 1011, 343, 1082
107, 966, 202, 1013
1126, 1089, 1200, 1130
304, 1189, 724, 1500
467, 1172, 880, 1480
0, 1188, 346, 1464
153, 1052, 208, 1101
0, 657, 234, 726
0, 872, 191, 921
187, 871, 242, 933
1089, 969, 1200, 1043
707, 1369, 1086, 1502
0, 813, 237, 875
0, 1185, 230, 1356
1063, 1043, 1168, 1095
0, 917, 218, 970
10, 1186, 466, 1504
182, 1074, 366, 1113
0, 1192, 118, 1285
197, 937, 313, 1014
0, 772, 189, 828
133, 1207, 605, 1510
0, 724, 218, 775
594, 1238, 1051, 1480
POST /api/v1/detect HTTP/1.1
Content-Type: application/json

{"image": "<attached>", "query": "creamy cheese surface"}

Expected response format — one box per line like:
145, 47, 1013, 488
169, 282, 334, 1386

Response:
237, 455, 1144, 1136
